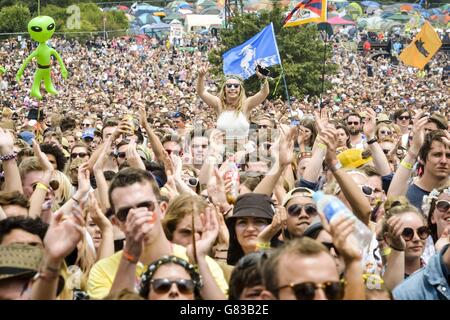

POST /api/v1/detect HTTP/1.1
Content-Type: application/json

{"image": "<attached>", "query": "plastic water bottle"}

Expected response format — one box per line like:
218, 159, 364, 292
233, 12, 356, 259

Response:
312, 191, 373, 252
224, 160, 240, 205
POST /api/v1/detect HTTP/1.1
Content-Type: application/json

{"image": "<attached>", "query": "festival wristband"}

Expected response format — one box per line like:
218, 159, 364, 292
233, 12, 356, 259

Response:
400, 159, 413, 170
36, 182, 49, 192
256, 241, 271, 250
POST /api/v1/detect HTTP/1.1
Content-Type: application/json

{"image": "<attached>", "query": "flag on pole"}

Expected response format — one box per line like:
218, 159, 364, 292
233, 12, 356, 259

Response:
399, 21, 442, 70
283, 0, 327, 27
222, 23, 281, 80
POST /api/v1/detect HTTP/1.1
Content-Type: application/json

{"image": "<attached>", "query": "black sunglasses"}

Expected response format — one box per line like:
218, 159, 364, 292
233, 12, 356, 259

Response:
436, 200, 450, 212
258, 125, 269, 129
287, 204, 317, 217
150, 278, 195, 295
32, 180, 59, 191
347, 121, 360, 126
116, 201, 156, 222
397, 116, 410, 121
71, 152, 89, 159
117, 152, 126, 159
379, 130, 392, 135
225, 83, 240, 89
278, 281, 345, 300
185, 177, 198, 187
401, 226, 430, 241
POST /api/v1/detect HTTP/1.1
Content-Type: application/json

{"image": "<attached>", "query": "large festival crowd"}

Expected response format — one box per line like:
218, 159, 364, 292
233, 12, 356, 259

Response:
0, 28, 449, 300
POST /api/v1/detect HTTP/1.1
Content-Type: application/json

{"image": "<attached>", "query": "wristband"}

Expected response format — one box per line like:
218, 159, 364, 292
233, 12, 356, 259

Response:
33, 271, 59, 282
367, 137, 378, 145
256, 241, 271, 250
36, 182, 49, 192
400, 159, 413, 170
390, 245, 405, 252
317, 143, 327, 150
122, 250, 138, 264
0, 152, 17, 161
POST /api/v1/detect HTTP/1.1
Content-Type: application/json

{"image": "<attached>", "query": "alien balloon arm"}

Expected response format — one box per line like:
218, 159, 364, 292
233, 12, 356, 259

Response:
50, 49, 68, 77
0, 66, 6, 74
16, 51, 37, 79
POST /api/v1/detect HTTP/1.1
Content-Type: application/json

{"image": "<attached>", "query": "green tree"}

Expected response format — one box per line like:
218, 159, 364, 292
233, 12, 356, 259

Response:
0, 4, 31, 33
209, 5, 338, 100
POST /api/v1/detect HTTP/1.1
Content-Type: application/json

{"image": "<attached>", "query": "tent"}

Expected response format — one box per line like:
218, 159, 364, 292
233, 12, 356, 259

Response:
140, 22, 170, 31
185, 14, 222, 31
327, 16, 355, 25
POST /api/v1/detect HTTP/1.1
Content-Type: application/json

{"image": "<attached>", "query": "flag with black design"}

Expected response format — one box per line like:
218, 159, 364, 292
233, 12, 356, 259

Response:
399, 21, 442, 70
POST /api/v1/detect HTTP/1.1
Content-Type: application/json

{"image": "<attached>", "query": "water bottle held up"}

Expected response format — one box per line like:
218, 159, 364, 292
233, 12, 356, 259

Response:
224, 158, 239, 205
312, 191, 373, 251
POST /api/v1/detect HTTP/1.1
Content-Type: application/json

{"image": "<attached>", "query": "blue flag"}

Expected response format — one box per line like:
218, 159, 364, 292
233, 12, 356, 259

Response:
222, 23, 281, 80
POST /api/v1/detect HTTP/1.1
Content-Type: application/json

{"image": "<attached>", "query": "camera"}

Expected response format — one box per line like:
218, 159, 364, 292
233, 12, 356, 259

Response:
256, 65, 270, 77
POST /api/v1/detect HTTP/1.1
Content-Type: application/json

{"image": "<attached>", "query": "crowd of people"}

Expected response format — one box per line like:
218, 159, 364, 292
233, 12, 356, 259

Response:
0, 29, 449, 301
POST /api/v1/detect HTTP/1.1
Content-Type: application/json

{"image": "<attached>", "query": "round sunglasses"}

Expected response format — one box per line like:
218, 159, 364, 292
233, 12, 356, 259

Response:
150, 278, 195, 295
401, 226, 430, 241
278, 281, 345, 300
435, 200, 450, 212
287, 204, 318, 217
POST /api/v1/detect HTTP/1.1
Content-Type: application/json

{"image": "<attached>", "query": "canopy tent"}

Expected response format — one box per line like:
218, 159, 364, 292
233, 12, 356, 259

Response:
361, 1, 380, 8
328, 16, 355, 25
137, 13, 160, 25
140, 22, 170, 30
185, 14, 222, 31
117, 5, 129, 11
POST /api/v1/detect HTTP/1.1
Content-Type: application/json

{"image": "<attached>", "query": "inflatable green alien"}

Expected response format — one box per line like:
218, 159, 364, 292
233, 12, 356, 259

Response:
16, 16, 68, 100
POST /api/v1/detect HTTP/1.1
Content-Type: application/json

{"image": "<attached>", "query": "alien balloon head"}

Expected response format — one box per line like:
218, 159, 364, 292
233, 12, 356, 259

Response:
28, 16, 55, 43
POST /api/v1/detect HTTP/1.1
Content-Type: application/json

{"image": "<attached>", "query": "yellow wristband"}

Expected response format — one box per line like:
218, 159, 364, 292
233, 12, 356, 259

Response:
317, 143, 327, 150
400, 159, 413, 170
36, 182, 49, 192
256, 241, 271, 250
382, 247, 392, 256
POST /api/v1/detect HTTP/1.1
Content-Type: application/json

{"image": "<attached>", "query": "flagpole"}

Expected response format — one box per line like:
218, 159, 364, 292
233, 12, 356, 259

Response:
270, 22, 292, 118
320, 37, 327, 110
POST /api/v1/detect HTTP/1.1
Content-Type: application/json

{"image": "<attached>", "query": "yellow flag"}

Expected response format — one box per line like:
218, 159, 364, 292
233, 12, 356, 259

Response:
399, 21, 442, 70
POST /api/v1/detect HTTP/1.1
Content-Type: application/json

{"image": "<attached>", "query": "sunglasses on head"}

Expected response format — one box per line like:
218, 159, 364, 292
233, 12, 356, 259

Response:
185, 177, 198, 187
225, 83, 240, 89
398, 116, 410, 121
32, 180, 59, 191
71, 152, 88, 159
116, 200, 156, 222
347, 121, 360, 126
287, 203, 317, 217
401, 226, 430, 241
150, 278, 195, 295
436, 200, 450, 212
278, 281, 345, 300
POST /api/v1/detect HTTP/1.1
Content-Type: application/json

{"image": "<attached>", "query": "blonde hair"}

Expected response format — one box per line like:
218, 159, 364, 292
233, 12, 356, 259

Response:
51, 170, 74, 209
219, 76, 246, 114
162, 194, 207, 241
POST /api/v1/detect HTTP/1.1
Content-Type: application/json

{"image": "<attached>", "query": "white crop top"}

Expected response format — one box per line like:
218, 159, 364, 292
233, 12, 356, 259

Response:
216, 110, 250, 139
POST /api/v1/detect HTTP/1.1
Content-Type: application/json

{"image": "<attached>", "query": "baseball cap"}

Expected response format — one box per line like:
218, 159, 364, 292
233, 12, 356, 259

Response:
376, 113, 391, 123
337, 148, 372, 169
0, 244, 43, 281
428, 113, 447, 130
282, 187, 314, 207
19, 131, 35, 145
81, 128, 95, 140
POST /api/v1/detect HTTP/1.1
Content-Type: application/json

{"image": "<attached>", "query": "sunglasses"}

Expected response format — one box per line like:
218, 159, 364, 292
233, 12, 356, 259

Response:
71, 152, 89, 159
184, 177, 198, 187
225, 83, 240, 89
32, 180, 59, 191
382, 149, 392, 155
117, 152, 126, 159
359, 185, 375, 197
379, 130, 391, 135
401, 226, 430, 241
116, 200, 156, 222
82, 123, 91, 127
398, 116, 410, 121
258, 125, 269, 129
150, 278, 195, 295
347, 121, 360, 126
278, 281, 345, 300
436, 200, 450, 212
287, 204, 317, 217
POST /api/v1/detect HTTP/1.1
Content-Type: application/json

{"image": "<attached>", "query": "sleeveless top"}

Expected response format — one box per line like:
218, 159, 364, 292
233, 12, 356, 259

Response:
216, 110, 250, 139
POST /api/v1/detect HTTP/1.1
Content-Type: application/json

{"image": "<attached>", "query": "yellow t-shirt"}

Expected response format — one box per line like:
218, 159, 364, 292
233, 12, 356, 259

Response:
87, 244, 228, 299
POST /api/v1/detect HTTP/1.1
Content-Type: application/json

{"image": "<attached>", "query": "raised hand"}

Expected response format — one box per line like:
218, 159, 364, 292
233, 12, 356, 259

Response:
77, 162, 91, 197
0, 128, 14, 155
32, 139, 53, 172
187, 205, 219, 262
384, 215, 406, 252
44, 206, 84, 264
138, 104, 148, 128
363, 108, 377, 140
86, 193, 112, 231
256, 206, 287, 243
329, 215, 362, 263
207, 168, 228, 209
124, 207, 156, 262
198, 64, 209, 77
314, 106, 329, 134
319, 127, 338, 166
409, 116, 428, 156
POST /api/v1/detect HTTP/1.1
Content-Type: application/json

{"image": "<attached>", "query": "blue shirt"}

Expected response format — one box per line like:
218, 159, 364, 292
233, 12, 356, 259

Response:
393, 245, 450, 300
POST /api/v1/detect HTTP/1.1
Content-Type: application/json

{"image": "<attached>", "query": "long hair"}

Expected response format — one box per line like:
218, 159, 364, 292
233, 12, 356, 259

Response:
219, 75, 246, 114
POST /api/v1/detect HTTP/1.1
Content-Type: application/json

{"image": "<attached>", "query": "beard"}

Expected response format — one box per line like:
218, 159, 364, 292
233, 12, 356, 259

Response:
349, 127, 360, 135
